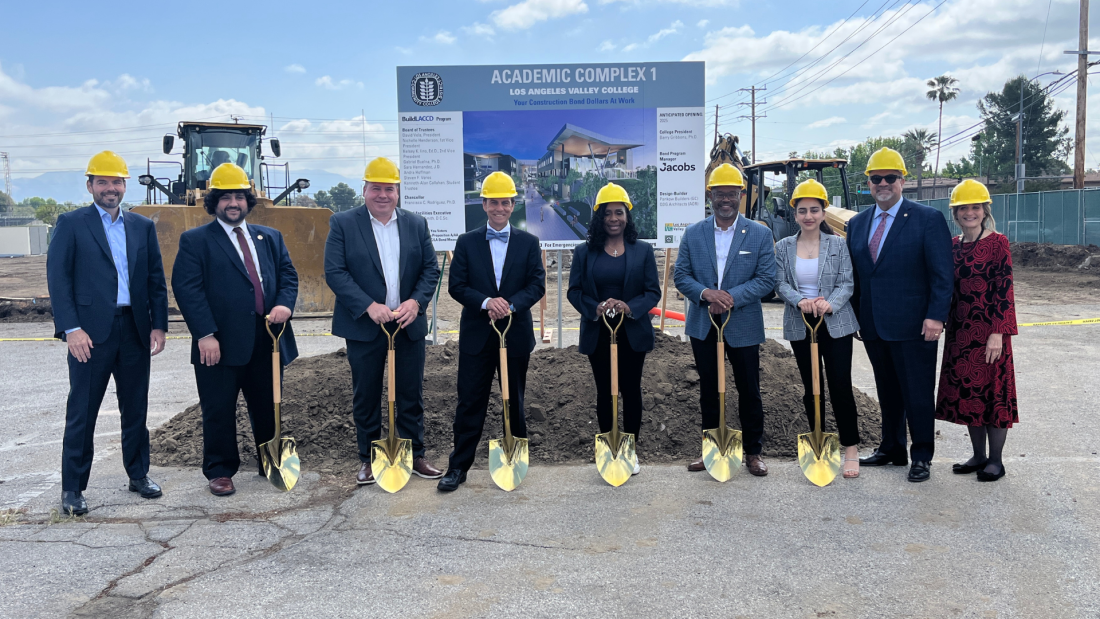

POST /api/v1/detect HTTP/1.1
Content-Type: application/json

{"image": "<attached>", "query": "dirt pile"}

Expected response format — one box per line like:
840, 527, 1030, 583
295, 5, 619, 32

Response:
1011, 242, 1099, 270
0, 297, 53, 323
152, 335, 881, 472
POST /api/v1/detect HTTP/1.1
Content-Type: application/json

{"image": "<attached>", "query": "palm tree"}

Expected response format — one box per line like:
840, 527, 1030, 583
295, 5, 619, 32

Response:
926, 75, 960, 190
902, 128, 937, 198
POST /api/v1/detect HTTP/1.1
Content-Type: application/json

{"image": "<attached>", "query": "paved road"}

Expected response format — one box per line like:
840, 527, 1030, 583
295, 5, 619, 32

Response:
1, 301, 1099, 617
523, 184, 584, 242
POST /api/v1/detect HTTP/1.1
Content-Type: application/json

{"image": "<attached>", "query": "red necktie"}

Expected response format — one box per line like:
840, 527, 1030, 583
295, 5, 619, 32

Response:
869, 212, 889, 263
233, 227, 265, 314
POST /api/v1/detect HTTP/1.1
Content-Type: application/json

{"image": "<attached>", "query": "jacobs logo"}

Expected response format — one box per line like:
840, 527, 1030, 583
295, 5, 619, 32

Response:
411, 72, 443, 107
659, 163, 695, 172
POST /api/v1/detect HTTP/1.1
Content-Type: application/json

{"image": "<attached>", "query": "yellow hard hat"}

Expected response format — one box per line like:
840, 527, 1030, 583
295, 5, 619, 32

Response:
949, 179, 992, 207
706, 163, 745, 189
594, 182, 633, 210
480, 171, 517, 199
86, 151, 130, 178
363, 157, 400, 184
864, 147, 908, 176
209, 163, 251, 190
789, 178, 830, 207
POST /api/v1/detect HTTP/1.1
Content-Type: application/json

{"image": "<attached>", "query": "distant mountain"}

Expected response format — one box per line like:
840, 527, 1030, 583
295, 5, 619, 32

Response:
10, 168, 361, 204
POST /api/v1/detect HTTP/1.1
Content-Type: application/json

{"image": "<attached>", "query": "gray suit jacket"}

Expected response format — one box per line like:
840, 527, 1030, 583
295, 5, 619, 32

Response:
673, 214, 776, 347
324, 207, 439, 342
774, 232, 859, 340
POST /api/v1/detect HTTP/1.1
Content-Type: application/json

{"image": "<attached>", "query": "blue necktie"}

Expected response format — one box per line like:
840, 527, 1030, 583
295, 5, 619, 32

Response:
486, 227, 509, 242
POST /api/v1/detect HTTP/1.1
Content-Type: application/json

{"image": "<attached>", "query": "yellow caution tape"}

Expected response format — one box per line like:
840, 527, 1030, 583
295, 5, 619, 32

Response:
1017, 317, 1100, 327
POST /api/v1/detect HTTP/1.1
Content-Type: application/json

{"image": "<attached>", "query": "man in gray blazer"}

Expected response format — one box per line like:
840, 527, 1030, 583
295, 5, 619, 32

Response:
324, 157, 442, 485
674, 164, 777, 476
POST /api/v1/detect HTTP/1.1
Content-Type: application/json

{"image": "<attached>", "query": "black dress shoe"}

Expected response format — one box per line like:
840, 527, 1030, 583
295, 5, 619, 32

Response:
977, 464, 1006, 482
860, 450, 908, 467
952, 459, 988, 474
437, 469, 467, 492
61, 491, 89, 516
907, 461, 931, 483
128, 476, 163, 499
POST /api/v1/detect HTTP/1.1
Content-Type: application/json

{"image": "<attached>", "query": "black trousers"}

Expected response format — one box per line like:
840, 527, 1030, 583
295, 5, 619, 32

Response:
863, 337, 938, 462
62, 309, 150, 491
346, 331, 427, 461
789, 317, 860, 447
448, 336, 528, 473
690, 326, 765, 456
587, 326, 646, 438
195, 317, 278, 480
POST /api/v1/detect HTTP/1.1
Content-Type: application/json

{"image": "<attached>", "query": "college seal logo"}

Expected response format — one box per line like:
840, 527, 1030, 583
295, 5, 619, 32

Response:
411, 72, 443, 106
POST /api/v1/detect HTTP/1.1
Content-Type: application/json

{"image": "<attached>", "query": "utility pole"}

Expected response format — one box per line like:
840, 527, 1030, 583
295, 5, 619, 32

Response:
1016, 86, 1024, 194
1066, 0, 1098, 189
714, 104, 718, 146
736, 86, 766, 164
0, 152, 12, 210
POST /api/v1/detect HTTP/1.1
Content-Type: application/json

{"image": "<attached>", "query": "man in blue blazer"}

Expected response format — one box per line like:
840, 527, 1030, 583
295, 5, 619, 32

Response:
324, 157, 442, 485
847, 148, 953, 482
674, 164, 777, 476
47, 151, 169, 515
172, 163, 298, 497
438, 172, 546, 492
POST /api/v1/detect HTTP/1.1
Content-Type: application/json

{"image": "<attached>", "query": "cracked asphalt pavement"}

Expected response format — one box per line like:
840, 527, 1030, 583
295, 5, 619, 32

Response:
1, 302, 1098, 618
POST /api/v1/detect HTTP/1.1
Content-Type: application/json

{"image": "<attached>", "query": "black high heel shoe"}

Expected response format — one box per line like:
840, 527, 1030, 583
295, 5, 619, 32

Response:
976, 464, 1006, 482
952, 459, 988, 474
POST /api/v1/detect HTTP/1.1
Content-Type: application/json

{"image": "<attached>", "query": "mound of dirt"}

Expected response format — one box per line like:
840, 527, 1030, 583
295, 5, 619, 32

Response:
0, 297, 53, 323
152, 335, 881, 472
1011, 242, 1098, 270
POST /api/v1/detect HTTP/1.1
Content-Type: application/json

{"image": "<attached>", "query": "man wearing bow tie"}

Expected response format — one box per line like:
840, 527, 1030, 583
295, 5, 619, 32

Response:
172, 163, 298, 497
438, 172, 545, 492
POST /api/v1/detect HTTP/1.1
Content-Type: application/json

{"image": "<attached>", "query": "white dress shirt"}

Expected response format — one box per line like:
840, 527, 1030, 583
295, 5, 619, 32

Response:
482, 224, 511, 309
714, 214, 739, 290
217, 218, 264, 283
370, 210, 402, 310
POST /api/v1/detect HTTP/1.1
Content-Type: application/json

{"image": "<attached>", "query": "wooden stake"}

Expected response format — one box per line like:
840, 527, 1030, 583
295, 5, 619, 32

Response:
540, 250, 552, 343
659, 248, 672, 332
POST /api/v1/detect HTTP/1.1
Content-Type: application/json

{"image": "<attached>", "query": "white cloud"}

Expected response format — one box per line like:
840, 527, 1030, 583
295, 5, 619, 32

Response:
491, 0, 588, 30
807, 116, 846, 129
598, 40, 616, 52
284, 64, 306, 74
394, 46, 413, 55
431, 30, 457, 44
463, 22, 496, 37
697, 19, 709, 29
106, 74, 152, 93
647, 20, 683, 44
599, 0, 738, 5
622, 43, 639, 52
315, 76, 364, 90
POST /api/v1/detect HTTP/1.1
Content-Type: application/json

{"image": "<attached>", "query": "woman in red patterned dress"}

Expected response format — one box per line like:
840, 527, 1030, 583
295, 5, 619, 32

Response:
935, 180, 1018, 482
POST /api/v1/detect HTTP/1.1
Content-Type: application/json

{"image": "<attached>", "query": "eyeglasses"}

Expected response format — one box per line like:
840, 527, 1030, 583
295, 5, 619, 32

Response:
869, 174, 901, 185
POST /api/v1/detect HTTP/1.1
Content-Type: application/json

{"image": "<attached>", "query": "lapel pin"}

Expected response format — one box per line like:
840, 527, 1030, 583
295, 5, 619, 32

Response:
903, 214, 908, 217
257, 234, 264, 240
742, 229, 746, 233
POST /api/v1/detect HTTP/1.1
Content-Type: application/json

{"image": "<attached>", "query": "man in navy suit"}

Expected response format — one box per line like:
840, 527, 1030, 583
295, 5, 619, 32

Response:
172, 163, 299, 497
47, 151, 169, 515
438, 172, 545, 492
847, 147, 953, 482
324, 157, 442, 485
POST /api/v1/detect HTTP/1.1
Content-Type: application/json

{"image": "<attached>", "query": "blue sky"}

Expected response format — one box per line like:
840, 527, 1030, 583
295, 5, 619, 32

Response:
0, 0, 1091, 193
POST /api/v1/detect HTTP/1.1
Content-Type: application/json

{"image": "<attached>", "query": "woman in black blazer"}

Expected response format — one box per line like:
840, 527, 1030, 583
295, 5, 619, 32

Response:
567, 183, 661, 473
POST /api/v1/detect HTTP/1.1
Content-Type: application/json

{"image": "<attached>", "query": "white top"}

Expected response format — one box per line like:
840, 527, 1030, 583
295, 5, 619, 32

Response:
481, 224, 511, 309
795, 256, 819, 299
369, 210, 402, 310
713, 214, 738, 289
217, 218, 263, 283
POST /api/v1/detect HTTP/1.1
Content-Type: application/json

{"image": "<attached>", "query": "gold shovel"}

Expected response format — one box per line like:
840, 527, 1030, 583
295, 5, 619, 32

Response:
488, 314, 529, 491
371, 319, 413, 493
260, 318, 300, 492
594, 311, 638, 487
701, 311, 743, 482
797, 313, 842, 487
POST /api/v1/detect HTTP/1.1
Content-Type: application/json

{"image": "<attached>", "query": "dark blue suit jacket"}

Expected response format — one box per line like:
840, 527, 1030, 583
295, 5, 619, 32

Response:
449, 226, 545, 357
172, 219, 299, 366
846, 198, 953, 341
47, 206, 168, 343
324, 207, 439, 342
567, 240, 661, 355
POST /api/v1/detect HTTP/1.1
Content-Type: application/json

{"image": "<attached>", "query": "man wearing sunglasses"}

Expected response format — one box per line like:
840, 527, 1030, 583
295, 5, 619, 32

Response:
847, 147, 952, 483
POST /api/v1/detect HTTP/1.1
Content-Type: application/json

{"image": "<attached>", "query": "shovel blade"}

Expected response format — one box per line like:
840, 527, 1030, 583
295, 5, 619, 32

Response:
488, 437, 529, 491
371, 438, 413, 493
259, 437, 301, 492
797, 432, 842, 487
594, 432, 637, 487
701, 428, 743, 482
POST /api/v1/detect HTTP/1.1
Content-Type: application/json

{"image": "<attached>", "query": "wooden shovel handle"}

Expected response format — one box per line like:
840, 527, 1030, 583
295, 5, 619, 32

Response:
610, 343, 619, 395
387, 349, 396, 403
811, 342, 820, 397
717, 341, 725, 395
499, 349, 510, 400
272, 351, 281, 404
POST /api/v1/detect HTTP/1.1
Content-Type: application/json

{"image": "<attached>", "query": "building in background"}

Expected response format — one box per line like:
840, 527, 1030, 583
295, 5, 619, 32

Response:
537, 124, 641, 199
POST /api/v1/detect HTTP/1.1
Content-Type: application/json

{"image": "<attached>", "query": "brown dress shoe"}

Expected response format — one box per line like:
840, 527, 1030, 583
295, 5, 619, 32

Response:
413, 457, 444, 479
687, 457, 706, 472
357, 463, 376, 485
209, 477, 235, 496
745, 454, 768, 477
